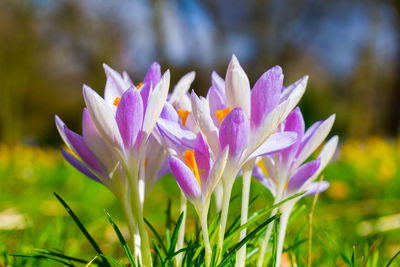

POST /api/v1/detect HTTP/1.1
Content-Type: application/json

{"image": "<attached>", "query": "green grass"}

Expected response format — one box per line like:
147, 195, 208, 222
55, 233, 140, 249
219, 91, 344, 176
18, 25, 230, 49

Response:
1, 141, 400, 266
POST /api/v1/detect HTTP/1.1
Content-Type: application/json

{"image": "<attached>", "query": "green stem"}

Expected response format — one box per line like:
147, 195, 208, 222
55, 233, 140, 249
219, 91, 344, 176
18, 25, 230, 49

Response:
198, 204, 211, 267
217, 177, 234, 263
275, 208, 291, 267
119, 194, 139, 262
235, 160, 255, 267
175, 192, 187, 267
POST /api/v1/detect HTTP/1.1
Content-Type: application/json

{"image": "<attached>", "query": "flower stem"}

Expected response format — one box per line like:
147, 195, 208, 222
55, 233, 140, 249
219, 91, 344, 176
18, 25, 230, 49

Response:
119, 194, 139, 262
275, 208, 291, 267
175, 192, 187, 267
217, 177, 234, 263
235, 160, 255, 267
198, 206, 212, 267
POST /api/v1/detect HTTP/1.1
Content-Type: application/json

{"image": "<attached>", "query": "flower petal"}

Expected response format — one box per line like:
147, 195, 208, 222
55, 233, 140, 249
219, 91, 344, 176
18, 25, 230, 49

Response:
252, 165, 275, 195
295, 114, 336, 168
161, 102, 179, 123
142, 70, 170, 137
249, 81, 305, 154
280, 107, 305, 164
64, 126, 105, 175
61, 148, 102, 183
83, 84, 124, 150
190, 91, 220, 156
194, 133, 210, 183
225, 55, 251, 118
207, 85, 227, 126
310, 135, 339, 181
247, 132, 298, 160
169, 71, 196, 105
116, 88, 144, 149
211, 71, 226, 96
103, 64, 129, 104
280, 76, 308, 102
287, 159, 321, 191
169, 156, 201, 201
157, 118, 197, 150
250, 66, 283, 129
82, 108, 118, 172
143, 62, 161, 86
303, 181, 329, 196
219, 107, 249, 158
55, 115, 70, 148
203, 146, 229, 199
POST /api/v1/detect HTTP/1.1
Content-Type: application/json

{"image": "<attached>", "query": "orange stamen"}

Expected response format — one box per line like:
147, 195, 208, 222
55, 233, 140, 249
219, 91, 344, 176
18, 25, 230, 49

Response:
145, 158, 148, 170
177, 109, 190, 127
136, 82, 143, 90
257, 160, 269, 178
284, 180, 289, 190
113, 97, 121, 106
215, 107, 232, 124
183, 150, 201, 187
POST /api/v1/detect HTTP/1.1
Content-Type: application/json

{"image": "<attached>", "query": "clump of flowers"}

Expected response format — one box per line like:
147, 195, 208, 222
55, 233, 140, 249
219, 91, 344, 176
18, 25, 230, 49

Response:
56, 55, 337, 267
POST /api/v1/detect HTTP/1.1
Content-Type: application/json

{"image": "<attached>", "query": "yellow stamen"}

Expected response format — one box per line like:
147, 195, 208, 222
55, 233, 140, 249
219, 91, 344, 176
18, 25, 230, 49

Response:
177, 109, 190, 127
257, 160, 269, 178
113, 97, 121, 106
136, 82, 143, 90
215, 107, 232, 124
145, 158, 148, 170
284, 180, 289, 190
183, 150, 201, 187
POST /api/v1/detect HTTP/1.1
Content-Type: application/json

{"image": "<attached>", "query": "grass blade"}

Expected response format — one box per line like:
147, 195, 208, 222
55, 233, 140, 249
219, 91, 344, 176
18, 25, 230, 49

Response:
218, 215, 277, 267
104, 210, 136, 267
144, 218, 168, 254
385, 249, 400, 267
53, 192, 109, 267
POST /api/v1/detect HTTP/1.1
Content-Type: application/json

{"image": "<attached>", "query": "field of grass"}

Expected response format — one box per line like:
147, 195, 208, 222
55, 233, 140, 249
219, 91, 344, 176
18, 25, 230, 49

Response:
1, 137, 400, 266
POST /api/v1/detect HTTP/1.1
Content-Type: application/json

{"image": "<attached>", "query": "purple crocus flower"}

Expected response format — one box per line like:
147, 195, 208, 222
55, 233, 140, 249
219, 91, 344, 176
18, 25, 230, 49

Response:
168, 133, 229, 267
55, 62, 171, 267
254, 107, 338, 267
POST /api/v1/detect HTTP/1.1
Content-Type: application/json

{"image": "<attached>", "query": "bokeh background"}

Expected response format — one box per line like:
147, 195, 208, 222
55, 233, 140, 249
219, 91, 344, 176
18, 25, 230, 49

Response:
1, 0, 400, 266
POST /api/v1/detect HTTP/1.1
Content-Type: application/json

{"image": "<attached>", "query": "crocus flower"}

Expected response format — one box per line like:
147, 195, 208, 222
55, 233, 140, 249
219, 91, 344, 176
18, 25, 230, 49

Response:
189, 55, 306, 260
168, 133, 229, 267
254, 107, 338, 267
56, 62, 171, 267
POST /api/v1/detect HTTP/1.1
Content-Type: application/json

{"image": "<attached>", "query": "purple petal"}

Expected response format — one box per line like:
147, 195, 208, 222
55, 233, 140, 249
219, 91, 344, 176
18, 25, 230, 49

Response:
207, 85, 227, 126
160, 102, 179, 123
281, 108, 305, 164
61, 148, 101, 183
116, 88, 143, 149
219, 107, 249, 157
211, 71, 226, 97
156, 157, 170, 180
304, 181, 329, 196
64, 126, 104, 175
103, 64, 129, 104
287, 159, 321, 191
157, 118, 196, 150
252, 165, 274, 194
250, 66, 283, 129
248, 132, 297, 160
143, 62, 161, 86
194, 133, 210, 183
169, 156, 201, 200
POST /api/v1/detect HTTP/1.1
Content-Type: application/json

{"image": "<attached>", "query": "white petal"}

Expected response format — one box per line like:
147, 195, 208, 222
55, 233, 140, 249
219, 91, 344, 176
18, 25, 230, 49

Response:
169, 71, 195, 105
55, 115, 70, 148
142, 70, 170, 137
280, 76, 308, 103
249, 84, 304, 154
190, 92, 220, 157
295, 114, 336, 168
225, 55, 251, 118
83, 85, 124, 150
122, 71, 133, 86
203, 146, 229, 199
310, 135, 338, 181
173, 93, 192, 111
103, 64, 130, 104
247, 132, 298, 160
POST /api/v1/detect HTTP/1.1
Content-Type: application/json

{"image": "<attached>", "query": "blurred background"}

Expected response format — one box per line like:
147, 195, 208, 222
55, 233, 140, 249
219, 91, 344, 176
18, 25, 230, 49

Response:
1, 0, 400, 266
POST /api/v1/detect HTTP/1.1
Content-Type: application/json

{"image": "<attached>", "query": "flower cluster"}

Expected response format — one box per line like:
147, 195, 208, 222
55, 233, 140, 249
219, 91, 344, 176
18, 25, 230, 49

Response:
56, 56, 337, 267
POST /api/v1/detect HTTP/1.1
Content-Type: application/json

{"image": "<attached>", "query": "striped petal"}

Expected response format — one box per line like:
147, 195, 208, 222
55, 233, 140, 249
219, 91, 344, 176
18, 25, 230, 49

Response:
225, 55, 251, 118
116, 88, 143, 149
169, 156, 201, 201
61, 148, 101, 183
287, 159, 320, 191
